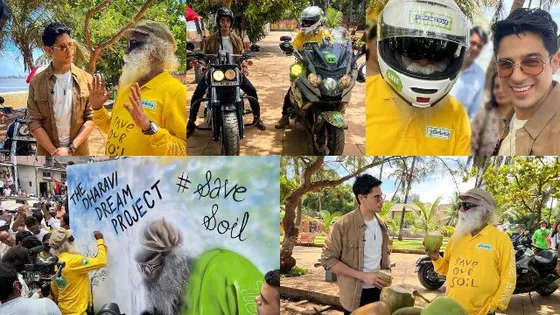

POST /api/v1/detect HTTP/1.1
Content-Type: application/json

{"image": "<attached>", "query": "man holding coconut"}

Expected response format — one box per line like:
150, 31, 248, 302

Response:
425, 188, 516, 315
320, 174, 391, 315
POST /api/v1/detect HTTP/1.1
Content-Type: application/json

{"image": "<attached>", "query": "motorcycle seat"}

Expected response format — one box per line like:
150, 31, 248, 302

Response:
534, 250, 557, 266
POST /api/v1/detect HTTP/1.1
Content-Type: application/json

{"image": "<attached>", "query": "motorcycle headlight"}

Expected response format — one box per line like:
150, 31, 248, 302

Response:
225, 69, 236, 81
322, 78, 338, 91
213, 70, 225, 82
308, 73, 321, 88
290, 63, 304, 78
338, 74, 352, 89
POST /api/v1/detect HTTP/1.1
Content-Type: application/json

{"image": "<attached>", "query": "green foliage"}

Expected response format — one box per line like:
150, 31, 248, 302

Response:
318, 210, 343, 232
324, 7, 343, 28
284, 265, 309, 277
483, 157, 560, 230
52, 0, 186, 80
280, 176, 299, 203
302, 184, 355, 215
191, 0, 308, 43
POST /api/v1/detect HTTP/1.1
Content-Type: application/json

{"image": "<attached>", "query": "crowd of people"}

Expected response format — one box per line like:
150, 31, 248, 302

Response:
365, 0, 560, 156
0, 195, 281, 315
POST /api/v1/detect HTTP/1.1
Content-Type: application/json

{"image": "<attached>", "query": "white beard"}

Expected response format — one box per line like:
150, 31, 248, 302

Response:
144, 251, 191, 315
401, 55, 449, 75
453, 208, 487, 238
119, 48, 152, 88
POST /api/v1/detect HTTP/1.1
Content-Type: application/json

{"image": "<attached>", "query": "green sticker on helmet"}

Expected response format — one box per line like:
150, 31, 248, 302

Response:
409, 10, 453, 31
324, 52, 338, 64
386, 69, 403, 92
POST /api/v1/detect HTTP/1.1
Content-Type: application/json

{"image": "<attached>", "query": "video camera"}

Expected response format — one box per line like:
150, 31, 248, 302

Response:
23, 245, 66, 297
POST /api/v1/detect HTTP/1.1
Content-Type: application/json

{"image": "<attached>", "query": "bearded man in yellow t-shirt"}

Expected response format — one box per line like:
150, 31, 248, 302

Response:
426, 188, 516, 315
89, 21, 186, 156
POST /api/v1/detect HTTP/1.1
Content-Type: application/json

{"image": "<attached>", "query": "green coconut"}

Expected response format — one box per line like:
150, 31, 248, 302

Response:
351, 301, 391, 315
423, 231, 443, 252
376, 269, 393, 285
392, 306, 423, 315
380, 285, 416, 313
421, 297, 467, 315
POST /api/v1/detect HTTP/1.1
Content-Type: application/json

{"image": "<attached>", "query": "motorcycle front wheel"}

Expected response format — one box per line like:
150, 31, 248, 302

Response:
417, 263, 445, 290
221, 112, 240, 156
312, 124, 344, 156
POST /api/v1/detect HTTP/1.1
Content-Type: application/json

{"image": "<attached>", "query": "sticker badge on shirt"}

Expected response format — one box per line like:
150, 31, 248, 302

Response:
476, 243, 493, 251
426, 126, 452, 140
81, 258, 90, 266
55, 276, 68, 289
141, 99, 157, 110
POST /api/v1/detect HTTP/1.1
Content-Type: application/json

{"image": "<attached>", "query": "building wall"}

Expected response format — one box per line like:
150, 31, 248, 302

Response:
16, 165, 38, 196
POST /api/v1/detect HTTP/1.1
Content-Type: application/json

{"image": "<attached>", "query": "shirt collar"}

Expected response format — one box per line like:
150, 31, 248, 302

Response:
522, 81, 560, 139
142, 71, 171, 90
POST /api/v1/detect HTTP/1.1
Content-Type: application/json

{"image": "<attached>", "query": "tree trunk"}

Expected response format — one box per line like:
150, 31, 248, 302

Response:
280, 192, 304, 273
86, 49, 102, 74
21, 46, 34, 73
398, 157, 416, 241
379, 157, 384, 179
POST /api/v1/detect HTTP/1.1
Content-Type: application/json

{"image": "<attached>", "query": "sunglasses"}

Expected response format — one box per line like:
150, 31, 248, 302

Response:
51, 42, 74, 52
497, 57, 550, 78
126, 39, 145, 53
459, 202, 479, 211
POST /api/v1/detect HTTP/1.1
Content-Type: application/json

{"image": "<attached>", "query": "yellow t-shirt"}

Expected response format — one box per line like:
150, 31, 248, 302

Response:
93, 72, 187, 156
432, 226, 516, 315
292, 30, 332, 50
51, 239, 107, 315
365, 74, 471, 155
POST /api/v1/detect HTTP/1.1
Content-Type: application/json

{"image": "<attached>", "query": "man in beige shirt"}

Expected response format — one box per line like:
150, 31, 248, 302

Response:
320, 174, 391, 314
493, 8, 560, 155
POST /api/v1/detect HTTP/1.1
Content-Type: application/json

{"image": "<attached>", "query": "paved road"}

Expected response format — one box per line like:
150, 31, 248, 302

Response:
187, 31, 366, 155
281, 246, 560, 315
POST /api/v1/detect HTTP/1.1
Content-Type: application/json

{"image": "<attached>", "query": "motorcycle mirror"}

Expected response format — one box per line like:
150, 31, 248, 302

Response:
0, 96, 4, 105
186, 42, 195, 51
280, 35, 292, 42
357, 63, 366, 83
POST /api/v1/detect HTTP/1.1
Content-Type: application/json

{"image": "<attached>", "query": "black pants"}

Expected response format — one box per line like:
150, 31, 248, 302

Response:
189, 74, 260, 122
343, 287, 382, 315
282, 87, 292, 116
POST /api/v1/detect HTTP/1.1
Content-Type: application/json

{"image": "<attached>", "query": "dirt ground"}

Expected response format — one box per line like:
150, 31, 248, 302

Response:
186, 31, 366, 155
281, 246, 560, 315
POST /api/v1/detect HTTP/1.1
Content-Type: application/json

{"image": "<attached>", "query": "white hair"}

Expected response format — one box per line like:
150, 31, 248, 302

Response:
453, 202, 494, 239
143, 251, 191, 315
119, 36, 179, 88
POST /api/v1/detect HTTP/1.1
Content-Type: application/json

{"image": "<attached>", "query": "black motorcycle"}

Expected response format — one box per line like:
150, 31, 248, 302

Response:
415, 235, 560, 296
187, 51, 258, 155
279, 33, 365, 155
0, 96, 36, 156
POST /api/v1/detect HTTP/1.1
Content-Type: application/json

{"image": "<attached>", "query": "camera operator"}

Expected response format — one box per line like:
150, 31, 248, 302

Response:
1, 246, 40, 299
0, 262, 61, 314
49, 228, 107, 315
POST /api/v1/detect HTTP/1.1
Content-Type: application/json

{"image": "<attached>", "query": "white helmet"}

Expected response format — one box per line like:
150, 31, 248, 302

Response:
377, 0, 469, 108
300, 6, 324, 35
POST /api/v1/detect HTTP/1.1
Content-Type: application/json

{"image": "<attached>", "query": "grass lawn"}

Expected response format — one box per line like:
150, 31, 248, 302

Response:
281, 234, 448, 251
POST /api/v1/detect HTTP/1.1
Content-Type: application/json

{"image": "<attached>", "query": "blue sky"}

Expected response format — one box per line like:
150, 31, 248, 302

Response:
2, 2, 560, 77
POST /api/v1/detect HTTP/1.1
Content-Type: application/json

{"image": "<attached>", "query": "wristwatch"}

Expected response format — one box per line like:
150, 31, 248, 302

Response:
68, 143, 76, 155
142, 121, 159, 135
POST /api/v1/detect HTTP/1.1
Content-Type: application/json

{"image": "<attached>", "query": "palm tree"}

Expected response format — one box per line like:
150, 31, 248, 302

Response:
324, 7, 343, 28
411, 197, 452, 234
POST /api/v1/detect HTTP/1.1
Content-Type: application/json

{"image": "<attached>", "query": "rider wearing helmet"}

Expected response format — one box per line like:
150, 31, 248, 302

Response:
365, 0, 472, 155
187, 7, 265, 137
275, 6, 333, 129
